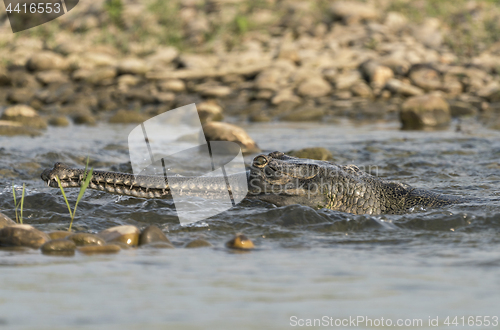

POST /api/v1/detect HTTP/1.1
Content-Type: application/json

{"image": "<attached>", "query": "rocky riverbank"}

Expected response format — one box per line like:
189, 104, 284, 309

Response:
1, 0, 500, 137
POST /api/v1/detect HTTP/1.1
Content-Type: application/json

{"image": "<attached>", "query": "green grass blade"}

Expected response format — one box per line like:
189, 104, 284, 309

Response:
70, 167, 93, 231
12, 184, 19, 223
20, 183, 25, 224
55, 175, 73, 220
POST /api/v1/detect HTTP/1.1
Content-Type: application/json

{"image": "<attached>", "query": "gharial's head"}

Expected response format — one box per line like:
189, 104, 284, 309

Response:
247, 151, 330, 197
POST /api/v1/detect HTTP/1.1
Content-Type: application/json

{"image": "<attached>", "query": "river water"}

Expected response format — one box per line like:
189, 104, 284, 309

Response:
0, 118, 499, 329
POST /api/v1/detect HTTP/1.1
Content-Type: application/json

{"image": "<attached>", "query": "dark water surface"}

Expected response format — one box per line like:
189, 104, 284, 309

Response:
1, 119, 499, 329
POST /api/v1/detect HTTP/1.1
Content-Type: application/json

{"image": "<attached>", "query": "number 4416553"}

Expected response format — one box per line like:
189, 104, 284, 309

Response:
5, 2, 61, 14
444, 316, 498, 326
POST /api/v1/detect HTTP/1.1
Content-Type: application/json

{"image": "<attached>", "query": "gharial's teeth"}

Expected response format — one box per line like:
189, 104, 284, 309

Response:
47, 180, 50, 187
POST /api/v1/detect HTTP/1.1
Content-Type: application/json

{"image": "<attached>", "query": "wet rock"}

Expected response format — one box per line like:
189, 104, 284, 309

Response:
400, 95, 451, 129
225, 234, 255, 250
139, 225, 171, 246
118, 58, 149, 75
26, 51, 68, 71
48, 116, 70, 127
287, 147, 333, 161
158, 79, 186, 93
1, 105, 47, 129
140, 242, 175, 249
35, 70, 69, 85
48, 231, 72, 240
184, 239, 213, 248
449, 101, 478, 117
68, 233, 106, 246
0, 224, 50, 249
385, 79, 424, 96
197, 101, 223, 124
108, 110, 146, 124
41, 239, 76, 256
297, 77, 331, 98
98, 225, 140, 247
202, 122, 260, 155
77, 244, 121, 255
330, 1, 379, 25
409, 66, 442, 91
0, 212, 16, 229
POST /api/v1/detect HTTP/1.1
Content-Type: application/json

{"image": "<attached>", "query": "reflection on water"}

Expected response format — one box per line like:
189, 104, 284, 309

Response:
1, 119, 499, 328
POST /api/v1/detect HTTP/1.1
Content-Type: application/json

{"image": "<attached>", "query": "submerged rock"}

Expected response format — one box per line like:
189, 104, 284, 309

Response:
0, 224, 50, 249
98, 225, 140, 247
184, 239, 213, 248
41, 239, 76, 256
139, 225, 171, 246
400, 95, 451, 129
225, 234, 255, 250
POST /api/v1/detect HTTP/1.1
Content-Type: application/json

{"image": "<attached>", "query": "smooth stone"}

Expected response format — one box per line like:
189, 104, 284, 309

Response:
68, 233, 106, 246
0, 212, 16, 229
117, 58, 149, 75
184, 239, 213, 248
48, 231, 72, 240
77, 244, 121, 255
139, 225, 171, 246
385, 79, 424, 96
158, 79, 186, 93
287, 147, 333, 161
26, 51, 68, 71
140, 242, 175, 249
297, 77, 331, 98
1, 105, 47, 129
400, 95, 451, 129
41, 239, 76, 256
225, 234, 255, 250
409, 66, 442, 91
0, 224, 50, 249
73, 114, 96, 125
202, 122, 260, 155
98, 225, 140, 247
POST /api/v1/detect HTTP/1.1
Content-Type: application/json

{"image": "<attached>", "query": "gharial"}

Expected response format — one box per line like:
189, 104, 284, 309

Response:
41, 151, 466, 215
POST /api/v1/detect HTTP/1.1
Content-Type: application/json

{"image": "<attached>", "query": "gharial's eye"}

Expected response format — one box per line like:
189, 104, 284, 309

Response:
253, 155, 268, 167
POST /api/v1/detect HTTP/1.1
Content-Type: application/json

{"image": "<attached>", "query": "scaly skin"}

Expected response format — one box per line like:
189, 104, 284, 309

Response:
41, 151, 466, 215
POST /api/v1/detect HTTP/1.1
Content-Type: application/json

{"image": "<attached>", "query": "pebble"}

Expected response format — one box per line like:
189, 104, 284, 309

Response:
26, 51, 68, 71
41, 239, 76, 256
68, 233, 106, 246
0, 224, 50, 249
297, 77, 332, 98
225, 234, 255, 250
400, 95, 451, 129
77, 244, 121, 255
139, 225, 171, 246
98, 225, 140, 247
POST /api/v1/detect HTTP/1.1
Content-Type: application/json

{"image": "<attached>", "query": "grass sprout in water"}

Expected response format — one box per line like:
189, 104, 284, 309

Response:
11, 183, 25, 224
55, 158, 94, 231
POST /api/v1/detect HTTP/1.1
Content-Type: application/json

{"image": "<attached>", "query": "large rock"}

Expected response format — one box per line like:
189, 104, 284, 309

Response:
202, 122, 260, 155
297, 77, 331, 98
26, 51, 68, 71
400, 95, 451, 129
0, 224, 50, 249
0, 212, 16, 229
